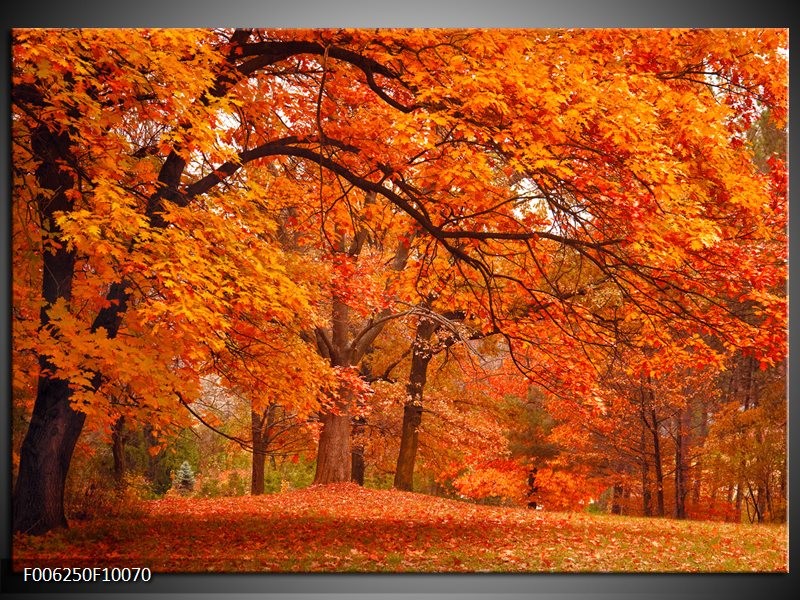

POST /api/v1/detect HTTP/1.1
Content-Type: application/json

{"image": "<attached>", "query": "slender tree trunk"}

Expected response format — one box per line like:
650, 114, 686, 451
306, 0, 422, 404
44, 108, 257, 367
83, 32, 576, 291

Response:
692, 404, 707, 506
651, 407, 665, 517
674, 410, 687, 519
758, 484, 768, 523
611, 483, 624, 515
640, 424, 652, 517
349, 383, 368, 485
394, 404, 424, 491
733, 355, 757, 521
734, 480, 744, 517
394, 315, 436, 491
144, 426, 160, 482
111, 416, 127, 486
746, 482, 762, 523
638, 386, 652, 516
251, 409, 267, 495
764, 483, 773, 523
642, 378, 665, 517
351, 414, 366, 485
351, 419, 366, 486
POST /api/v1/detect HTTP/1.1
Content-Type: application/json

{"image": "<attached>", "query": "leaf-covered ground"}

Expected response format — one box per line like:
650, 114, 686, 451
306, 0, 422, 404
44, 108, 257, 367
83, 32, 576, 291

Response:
13, 483, 787, 572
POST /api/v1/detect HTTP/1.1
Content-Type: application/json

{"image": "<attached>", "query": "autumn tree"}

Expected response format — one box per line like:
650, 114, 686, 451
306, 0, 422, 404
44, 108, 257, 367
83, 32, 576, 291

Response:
11, 29, 333, 532
699, 106, 789, 523
11, 28, 787, 534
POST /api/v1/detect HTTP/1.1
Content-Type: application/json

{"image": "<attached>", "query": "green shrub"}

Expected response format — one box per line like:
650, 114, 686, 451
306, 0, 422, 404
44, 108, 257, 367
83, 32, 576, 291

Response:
364, 469, 394, 490
197, 477, 221, 497
258, 457, 315, 494
225, 471, 247, 496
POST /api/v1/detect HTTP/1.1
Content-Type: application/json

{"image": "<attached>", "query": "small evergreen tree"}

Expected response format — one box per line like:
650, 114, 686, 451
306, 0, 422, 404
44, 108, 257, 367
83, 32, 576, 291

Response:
176, 460, 195, 493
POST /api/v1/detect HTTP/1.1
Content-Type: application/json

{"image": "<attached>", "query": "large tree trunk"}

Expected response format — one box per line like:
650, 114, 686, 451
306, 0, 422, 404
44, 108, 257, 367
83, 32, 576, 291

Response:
12, 125, 86, 535
312, 224, 405, 486
13, 375, 86, 534
13, 109, 185, 533
314, 410, 352, 483
394, 316, 437, 491
313, 295, 354, 484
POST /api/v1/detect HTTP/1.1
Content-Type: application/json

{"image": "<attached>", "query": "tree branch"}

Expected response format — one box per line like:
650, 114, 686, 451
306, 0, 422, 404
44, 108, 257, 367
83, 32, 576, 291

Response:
176, 391, 254, 452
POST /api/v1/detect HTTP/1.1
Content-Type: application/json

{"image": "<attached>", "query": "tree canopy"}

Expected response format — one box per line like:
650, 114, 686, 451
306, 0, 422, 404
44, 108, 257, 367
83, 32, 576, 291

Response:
11, 28, 787, 534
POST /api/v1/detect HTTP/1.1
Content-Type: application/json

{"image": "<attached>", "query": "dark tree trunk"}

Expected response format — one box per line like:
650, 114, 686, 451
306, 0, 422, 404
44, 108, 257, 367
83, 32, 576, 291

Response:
735, 479, 744, 516
642, 378, 665, 516
526, 467, 539, 508
351, 415, 366, 485
251, 449, 266, 496
394, 316, 436, 491
757, 485, 767, 523
13, 375, 87, 534
611, 483, 624, 515
692, 404, 708, 506
746, 482, 763, 523
640, 421, 652, 517
144, 426, 160, 482
111, 416, 127, 486
252, 403, 281, 495
651, 407, 665, 517
351, 445, 365, 485
251, 409, 267, 495
763, 484, 773, 523
12, 125, 86, 535
12, 107, 187, 533
674, 411, 687, 519
640, 381, 665, 517
394, 404, 424, 491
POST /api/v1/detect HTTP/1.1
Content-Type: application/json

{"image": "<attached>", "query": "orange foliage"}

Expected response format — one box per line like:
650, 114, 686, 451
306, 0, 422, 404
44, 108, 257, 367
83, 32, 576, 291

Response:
11, 28, 787, 528
452, 458, 529, 503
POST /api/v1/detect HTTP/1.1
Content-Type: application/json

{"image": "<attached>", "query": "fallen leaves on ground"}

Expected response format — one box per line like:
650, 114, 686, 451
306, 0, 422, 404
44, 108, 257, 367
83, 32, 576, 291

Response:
13, 484, 788, 573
